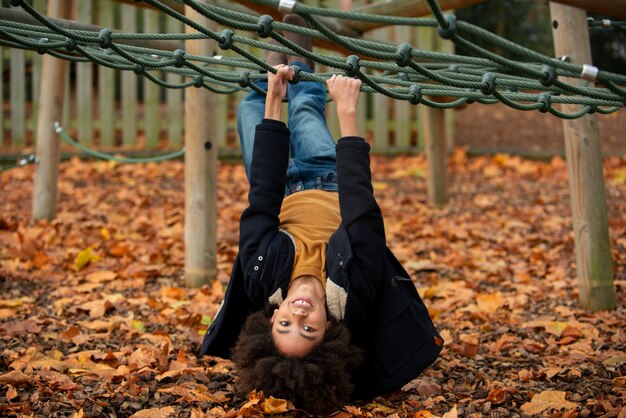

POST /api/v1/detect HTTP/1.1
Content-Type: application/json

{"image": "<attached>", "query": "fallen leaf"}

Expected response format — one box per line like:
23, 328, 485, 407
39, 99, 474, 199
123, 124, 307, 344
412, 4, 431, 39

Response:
442, 405, 458, 418
263, 396, 294, 414
74, 246, 100, 271
6, 384, 18, 402
520, 390, 577, 414
0, 370, 31, 386
129, 407, 175, 418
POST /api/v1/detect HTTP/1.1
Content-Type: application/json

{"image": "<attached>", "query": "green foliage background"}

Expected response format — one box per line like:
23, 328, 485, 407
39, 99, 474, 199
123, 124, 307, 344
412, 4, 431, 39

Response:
456, 0, 625, 74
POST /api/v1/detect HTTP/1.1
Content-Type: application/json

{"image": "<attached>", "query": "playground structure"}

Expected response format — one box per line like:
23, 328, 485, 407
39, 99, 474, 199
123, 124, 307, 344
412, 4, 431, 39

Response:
0, 0, 624, 311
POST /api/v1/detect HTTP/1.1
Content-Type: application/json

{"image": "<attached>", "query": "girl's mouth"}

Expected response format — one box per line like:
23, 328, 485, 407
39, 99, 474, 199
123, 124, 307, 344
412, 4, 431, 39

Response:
292, 297, 313, 308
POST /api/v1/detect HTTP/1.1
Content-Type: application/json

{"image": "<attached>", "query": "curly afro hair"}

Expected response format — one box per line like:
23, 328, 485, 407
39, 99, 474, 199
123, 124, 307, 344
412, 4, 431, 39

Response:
232, 304, 363, 415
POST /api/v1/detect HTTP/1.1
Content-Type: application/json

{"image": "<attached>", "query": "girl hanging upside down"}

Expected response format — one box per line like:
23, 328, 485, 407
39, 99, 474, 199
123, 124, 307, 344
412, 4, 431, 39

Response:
199, 13, 443, 415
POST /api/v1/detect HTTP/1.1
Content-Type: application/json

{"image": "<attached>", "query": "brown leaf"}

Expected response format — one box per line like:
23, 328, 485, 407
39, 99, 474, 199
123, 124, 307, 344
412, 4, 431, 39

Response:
442, 405, 458, 418
0, 370, 31, 386
59, 325, 81, 342
77, 299, 113, 319
486, 387, 508, 405
0, 319, 42, 337
86, 270, 117, 283
520, 390, 577, 414
263, 396, 294, 414
5, 384, 18, 402
129, 407, 175, 418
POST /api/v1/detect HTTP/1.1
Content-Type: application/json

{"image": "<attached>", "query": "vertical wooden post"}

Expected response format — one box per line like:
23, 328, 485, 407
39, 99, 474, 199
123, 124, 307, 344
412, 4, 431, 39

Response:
418, 24, 449, 207
77, 0, 93, 144
423, 106, 448, 207
166, 17, 184, 149
371, 26, 391, 153
144, 8, 161, 148
98, 1, 115, 147
10, 48, 25, 146
395, 25, 412, 151
549, 2, 615, 311
31, 0, 70, 220
121, 5, 138, 147
184, 1, 217, 287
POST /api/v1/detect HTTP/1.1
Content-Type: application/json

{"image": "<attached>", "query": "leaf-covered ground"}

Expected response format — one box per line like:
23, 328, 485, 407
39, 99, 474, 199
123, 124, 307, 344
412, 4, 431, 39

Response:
1, 149, 625, 417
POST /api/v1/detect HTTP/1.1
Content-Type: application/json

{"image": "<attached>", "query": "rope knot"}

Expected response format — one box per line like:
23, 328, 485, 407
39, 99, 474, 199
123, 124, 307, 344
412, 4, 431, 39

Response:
239, 71, 251, 88
98, 28, 113, 49
481, 72, 497, 95
437, 14, 457, 39
540, 64, 557, 86
288, 65, 302, 84
133, 64, 144, 75
219, 29, 234, 50
173, 49, 186, 68
37, 38, 49, 55
396, 43, 413, 67
65, 37, 77, 52
465, 88, 476, 104
257, 15, 274, 38
537, 92, 551, 113
409, 85, 422, 105
193, 75, 204, 88
345, 55, 360, 77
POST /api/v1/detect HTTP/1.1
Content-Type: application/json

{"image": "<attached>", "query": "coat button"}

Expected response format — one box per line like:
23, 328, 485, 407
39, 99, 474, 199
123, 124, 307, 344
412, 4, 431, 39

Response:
339, 261, 344, 266
254, 266, 259, 271
258, 256, 263, 261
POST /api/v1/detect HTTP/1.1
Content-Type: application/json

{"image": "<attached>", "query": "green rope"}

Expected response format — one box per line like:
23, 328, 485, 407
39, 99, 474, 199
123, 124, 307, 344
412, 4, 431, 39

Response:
0, 0, 624, 121
0, 155, 37, 173
54, 123, 185, 163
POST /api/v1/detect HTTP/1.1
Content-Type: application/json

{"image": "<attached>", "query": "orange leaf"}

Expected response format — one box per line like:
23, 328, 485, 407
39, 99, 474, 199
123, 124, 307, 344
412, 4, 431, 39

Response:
86, 270, 117, 283
6, 384, 18, 402
520, 390, 577, 414
0, 370, 31, 386
487, 387, 508, 404
442, 405, 458, 418
129, 407, 175, 418
263, 396, 294, 414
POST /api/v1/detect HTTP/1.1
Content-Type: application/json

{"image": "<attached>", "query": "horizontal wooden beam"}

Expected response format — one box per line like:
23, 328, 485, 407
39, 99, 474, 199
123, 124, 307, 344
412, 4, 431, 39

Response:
0, 7, 183, 51
230, 0, 361, 54
109, 0, 185, 14
351, 0, 488, 32
549, 0, 626, 19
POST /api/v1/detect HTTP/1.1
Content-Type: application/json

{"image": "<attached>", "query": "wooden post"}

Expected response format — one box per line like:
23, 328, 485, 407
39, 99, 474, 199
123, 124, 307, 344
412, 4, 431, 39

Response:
144, 8, 161, 148
10, 48, 25, 146
417, 24, 449, 207
184, 1, 217, 287
31, 0, 70, 220
98, 1, 115, 147
423, 106, 448, 207
166, 17, 184, 149
121, 5, 137, 147
549, 2, 615, 311
77, 0, 93, 145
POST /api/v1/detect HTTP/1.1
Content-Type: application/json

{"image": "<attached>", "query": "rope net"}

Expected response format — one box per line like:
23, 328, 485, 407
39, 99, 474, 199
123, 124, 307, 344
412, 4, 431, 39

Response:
0, 0, 625, 120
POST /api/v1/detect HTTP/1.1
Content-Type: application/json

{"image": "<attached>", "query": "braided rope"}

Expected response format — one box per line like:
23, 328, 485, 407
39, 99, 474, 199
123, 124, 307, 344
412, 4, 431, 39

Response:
0, 0, 623, 120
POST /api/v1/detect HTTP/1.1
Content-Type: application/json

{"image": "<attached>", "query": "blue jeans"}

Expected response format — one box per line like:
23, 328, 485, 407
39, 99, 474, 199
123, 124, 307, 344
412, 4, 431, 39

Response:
237, 62, 338, 195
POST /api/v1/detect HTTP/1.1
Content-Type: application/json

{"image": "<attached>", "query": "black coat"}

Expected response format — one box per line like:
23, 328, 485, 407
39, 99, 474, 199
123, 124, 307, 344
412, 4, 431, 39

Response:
200, 119, 442, 399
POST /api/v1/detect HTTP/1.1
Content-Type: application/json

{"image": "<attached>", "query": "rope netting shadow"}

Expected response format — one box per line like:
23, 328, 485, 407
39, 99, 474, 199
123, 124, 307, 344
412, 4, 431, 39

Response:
0, 0, 625, 120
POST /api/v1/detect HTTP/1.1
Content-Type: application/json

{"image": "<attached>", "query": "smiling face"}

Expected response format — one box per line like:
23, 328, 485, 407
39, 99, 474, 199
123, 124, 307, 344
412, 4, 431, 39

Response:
271, 275, 329, 358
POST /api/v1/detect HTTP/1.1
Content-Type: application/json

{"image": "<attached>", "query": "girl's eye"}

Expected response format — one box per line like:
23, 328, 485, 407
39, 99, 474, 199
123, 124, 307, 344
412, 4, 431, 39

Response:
303, 326, 315, 333
279, 321, 290, 327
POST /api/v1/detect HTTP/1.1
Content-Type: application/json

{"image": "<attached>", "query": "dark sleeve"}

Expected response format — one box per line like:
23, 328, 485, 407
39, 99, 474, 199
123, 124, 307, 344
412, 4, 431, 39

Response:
238, 119, 290, 276
336, 136, 386, 302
